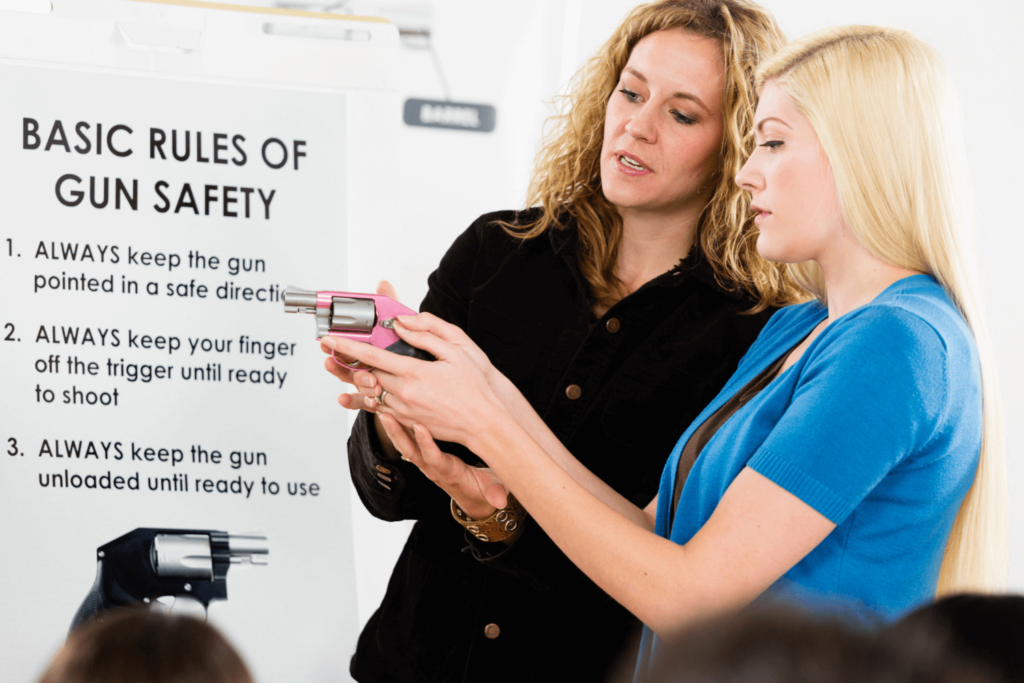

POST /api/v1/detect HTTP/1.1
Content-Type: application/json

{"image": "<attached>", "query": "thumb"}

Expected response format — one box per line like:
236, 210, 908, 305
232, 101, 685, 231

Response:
376, 280, 400, 302
482, 480, 509, 510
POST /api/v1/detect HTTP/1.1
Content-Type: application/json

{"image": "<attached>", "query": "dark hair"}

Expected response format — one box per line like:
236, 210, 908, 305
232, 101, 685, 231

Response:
38, 609, 253, 683
888, 593, 1024, 683
643, 604, 993, 683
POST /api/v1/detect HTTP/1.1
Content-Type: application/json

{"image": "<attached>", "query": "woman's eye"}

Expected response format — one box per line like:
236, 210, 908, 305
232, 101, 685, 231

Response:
671, 110, 697, 125
760, 140, 783, 150
619, 88, 640, 103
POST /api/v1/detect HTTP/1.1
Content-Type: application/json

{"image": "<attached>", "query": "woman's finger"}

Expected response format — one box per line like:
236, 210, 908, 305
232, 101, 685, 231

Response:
390, 321, 456, 362
480, 476, 509, 510
412, 424, 461, 481
320, 341, 362, 367
321, 335, 419, 375
410, 424, 504, 518
352, 371, 380, 395
394, 312, 469, 343
376, 279, 400, 301
323, 355, 351, 381
368, 380, 408, 418
338, 391, 375, 412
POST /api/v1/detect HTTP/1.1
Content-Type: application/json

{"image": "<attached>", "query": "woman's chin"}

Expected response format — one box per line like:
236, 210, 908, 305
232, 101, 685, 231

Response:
755, 235, 802, 265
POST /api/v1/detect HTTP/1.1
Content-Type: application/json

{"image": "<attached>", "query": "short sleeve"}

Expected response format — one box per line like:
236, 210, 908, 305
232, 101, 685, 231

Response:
747, 307, 948, 524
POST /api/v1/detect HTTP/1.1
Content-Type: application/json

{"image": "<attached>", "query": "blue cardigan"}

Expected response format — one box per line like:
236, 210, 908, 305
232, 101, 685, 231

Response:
636, 275, 982, 678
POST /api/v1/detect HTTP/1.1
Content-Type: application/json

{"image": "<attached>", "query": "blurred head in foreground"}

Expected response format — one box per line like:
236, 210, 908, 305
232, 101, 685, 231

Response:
889, 593, 1024, 683
642, 604, 993, 683
38, 608, 253, 683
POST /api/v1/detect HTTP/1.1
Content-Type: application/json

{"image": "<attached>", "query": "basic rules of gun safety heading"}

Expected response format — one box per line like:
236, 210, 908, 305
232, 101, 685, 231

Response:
0, 2, 400, 682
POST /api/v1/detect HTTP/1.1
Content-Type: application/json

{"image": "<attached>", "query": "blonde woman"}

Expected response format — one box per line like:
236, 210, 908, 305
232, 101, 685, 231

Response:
325, 2, 803, 681
327, 24, 1007, 679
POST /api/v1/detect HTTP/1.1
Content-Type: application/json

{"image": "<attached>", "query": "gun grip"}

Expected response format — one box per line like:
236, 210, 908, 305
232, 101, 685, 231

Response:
69, 560, 118, 634
385, 338, 436, 362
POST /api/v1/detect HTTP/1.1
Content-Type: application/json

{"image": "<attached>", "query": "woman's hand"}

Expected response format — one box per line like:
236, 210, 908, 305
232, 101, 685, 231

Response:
378, 412, 508, 518
320, 280, 397, 413
320, 318, 510, 450
390, 312, 498, 385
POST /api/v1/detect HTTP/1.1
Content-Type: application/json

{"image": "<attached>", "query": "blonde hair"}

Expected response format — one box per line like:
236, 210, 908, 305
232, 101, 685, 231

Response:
511, 0, 805, 312
757, 26, 1007, 593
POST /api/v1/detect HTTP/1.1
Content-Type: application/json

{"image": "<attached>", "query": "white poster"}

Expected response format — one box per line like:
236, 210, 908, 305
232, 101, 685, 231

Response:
1, 62, 360, 682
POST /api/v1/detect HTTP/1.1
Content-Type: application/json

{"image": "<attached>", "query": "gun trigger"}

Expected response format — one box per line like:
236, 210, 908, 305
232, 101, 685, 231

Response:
152, 595, 207, 620
332, 350, 370, 371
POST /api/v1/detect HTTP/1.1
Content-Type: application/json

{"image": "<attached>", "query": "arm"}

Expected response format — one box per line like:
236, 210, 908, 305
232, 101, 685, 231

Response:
394, 410, 832, 636
328, 312, 653, 529
328, 306, 944, 633
487, 368, 655, 529
324, 328, 832, 634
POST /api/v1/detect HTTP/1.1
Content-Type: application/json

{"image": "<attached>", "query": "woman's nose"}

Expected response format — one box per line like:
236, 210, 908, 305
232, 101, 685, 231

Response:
624, 104, 657, 143
735, 156, 762, 191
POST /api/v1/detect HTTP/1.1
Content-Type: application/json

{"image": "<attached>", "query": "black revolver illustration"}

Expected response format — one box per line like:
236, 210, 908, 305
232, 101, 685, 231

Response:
70, 527, 268, 632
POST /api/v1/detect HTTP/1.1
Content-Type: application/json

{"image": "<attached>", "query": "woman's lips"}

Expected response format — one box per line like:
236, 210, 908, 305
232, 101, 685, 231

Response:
615, 151, 652, 176
751, 204, 771, 224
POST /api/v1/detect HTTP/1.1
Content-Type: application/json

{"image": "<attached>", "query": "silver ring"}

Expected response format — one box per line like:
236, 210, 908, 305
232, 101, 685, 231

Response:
377, 389, 388, 407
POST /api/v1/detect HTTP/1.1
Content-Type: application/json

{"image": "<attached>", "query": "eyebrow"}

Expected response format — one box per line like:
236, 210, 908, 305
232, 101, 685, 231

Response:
622, 67, 712, 115
756, 116, 793, 134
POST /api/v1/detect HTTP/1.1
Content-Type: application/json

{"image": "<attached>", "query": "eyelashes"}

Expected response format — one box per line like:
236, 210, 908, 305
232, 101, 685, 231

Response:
618, 88, 697, 125
619, 87, 640, 103
671, 110, 697, 125
759, 140, 783, 150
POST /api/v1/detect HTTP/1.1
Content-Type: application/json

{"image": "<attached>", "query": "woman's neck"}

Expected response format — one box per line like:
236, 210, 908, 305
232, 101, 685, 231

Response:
817, 236, 922, 321
615, 209, 700, 295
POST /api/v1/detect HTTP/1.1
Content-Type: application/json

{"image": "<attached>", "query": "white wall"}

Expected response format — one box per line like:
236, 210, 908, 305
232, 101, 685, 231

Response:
228, 0, 1024, 623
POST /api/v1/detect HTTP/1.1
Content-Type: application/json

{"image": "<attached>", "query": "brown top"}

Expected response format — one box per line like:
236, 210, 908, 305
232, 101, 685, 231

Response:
670, 351, 791, 526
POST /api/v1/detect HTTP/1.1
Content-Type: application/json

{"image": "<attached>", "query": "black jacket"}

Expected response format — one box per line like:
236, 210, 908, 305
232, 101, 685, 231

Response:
348, 210, 773, 683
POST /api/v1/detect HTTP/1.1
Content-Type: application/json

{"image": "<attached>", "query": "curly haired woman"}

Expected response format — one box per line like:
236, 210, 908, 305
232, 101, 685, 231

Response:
325, 2, 803, 681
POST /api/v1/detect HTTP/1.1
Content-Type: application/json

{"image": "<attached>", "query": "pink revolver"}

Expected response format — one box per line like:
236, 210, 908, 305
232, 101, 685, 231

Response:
283, 287, 435, 370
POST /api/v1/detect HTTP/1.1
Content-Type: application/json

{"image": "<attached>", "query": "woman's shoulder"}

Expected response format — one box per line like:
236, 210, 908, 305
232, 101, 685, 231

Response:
837, 275, 974, 357
455, 207, 558, 254
465, 207, 545, 237
799, 277, 979, 414
432, 208, 564, 288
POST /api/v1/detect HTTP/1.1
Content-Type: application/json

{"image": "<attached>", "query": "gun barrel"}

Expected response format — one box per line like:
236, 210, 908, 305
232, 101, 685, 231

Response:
152, 532, 270, 579
283, 286, 318, 313
228, 533, 269, 566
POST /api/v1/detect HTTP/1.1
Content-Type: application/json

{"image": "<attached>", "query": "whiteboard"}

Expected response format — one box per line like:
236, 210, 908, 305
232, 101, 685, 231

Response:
0, 2, 399, 682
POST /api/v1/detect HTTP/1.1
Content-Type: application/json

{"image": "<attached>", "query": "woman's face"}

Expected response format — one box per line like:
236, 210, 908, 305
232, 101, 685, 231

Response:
736, 79, 846, 264
600, 29, 725, 221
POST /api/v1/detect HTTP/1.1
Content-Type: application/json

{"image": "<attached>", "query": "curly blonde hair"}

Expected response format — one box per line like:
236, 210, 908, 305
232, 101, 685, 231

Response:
509, 0, 804, 312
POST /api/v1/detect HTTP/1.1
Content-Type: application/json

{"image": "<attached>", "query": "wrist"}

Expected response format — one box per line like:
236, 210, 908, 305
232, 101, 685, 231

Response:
451, 491, 526, 543
453, 496, 497, 520
487, 369, 516, 406
483, 362, 503, 390
462, 401, 516, 462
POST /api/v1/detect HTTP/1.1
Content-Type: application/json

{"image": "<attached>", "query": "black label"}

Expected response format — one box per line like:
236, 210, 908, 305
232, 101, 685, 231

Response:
403, 99, 496, 133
